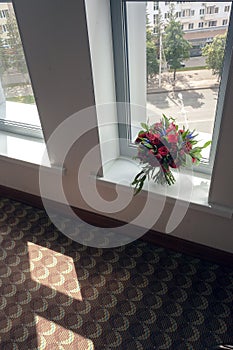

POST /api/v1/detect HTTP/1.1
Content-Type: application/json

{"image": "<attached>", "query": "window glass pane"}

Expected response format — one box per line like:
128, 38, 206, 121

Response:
0, 2, 42, 138
126, 1, 232, 164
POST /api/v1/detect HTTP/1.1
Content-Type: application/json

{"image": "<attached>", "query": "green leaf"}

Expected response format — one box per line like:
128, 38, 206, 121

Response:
202, 140, 212, 149
134, 175, 146, 195
140, 123, 149, 131
143, 142, 153, 149
132, 170, 144, 185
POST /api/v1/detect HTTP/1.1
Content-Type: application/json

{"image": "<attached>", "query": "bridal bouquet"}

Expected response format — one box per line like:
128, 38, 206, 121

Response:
132, 115, 211, 194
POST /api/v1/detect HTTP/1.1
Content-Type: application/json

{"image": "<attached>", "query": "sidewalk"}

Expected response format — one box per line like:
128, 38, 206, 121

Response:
147, 69, 219, 94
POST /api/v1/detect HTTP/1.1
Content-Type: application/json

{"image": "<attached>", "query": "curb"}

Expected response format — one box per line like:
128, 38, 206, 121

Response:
147, 84, 219, 94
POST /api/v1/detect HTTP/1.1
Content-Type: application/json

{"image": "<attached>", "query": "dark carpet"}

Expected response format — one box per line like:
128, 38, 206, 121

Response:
0, 197, 232, 350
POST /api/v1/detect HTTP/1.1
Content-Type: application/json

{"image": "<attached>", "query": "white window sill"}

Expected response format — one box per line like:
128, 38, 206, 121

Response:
98, 157, 232, 219
0, 130, 50, 167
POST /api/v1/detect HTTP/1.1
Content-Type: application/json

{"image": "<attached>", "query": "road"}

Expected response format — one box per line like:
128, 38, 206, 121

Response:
146, 87, 219, 134
184, 56, 206, 68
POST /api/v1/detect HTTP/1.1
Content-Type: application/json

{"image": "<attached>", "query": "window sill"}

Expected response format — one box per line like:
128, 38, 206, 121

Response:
0, 130, 50, 167
98, 157, 232, 219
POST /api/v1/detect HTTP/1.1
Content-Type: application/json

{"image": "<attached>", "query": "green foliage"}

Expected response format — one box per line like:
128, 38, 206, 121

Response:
146, 13, 159, 81
202, 33, 227, 78
163, 4, 191, 80
6, 12, 27, 75
6, 95, 35, 104
146, 39, 159, 80
0, 38, 9, 75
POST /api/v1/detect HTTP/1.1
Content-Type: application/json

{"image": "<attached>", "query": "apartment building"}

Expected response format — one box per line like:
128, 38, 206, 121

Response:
0, 3, 10, 47
147, 1, 232, 55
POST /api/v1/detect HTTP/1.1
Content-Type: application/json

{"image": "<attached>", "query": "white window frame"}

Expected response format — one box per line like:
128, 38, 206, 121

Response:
110, 0, 233, 185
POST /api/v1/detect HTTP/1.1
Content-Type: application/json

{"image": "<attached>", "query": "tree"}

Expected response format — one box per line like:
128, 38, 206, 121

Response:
202, 33, 227, 79
146, 15, 159, 82
0, 38, 10, 76
146, 29, 159, 82
6, 8, 27, 76
163, 4, 191, 80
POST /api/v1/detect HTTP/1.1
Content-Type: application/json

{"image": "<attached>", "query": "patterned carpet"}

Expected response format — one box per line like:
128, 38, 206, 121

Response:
0, 197, 233, 350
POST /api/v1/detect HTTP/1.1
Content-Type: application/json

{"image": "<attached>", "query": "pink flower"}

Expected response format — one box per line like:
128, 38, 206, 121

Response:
168, 134, 178, 143
166, 123, 176, 133
153, 122, 163, 129
179, 149, 185, 156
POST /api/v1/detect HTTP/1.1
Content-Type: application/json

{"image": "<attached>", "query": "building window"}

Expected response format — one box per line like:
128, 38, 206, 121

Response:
3, 9, 9, 18
181, 24, 184, 30
0, 9, 9, 18
182, 9, 191, 17
191, 10, 195, 16
154, 1, 158, 11
206, 6, 215, 15
0, 2, 43, 139
224, 6, 230, 12
198, 22, 204, 28
222, 19, 228, 26
188, 23, 194, 29
200, 9, 205, 15
209, 20, 217, 27
176, 11, 181, 18
215, 7, 219, 14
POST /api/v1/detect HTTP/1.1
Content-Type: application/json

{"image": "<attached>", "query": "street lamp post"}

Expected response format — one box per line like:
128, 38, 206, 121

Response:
159, 30, 162, 88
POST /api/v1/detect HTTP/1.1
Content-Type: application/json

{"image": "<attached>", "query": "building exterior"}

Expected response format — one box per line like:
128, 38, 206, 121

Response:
147, 1, 232, 56
0, 3, 10, 47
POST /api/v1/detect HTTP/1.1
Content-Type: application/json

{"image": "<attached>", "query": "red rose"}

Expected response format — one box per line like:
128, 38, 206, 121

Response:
150, 134, 160, 145
170, 161, 178, 168
135, 132, 147, 143
158, 146, 169, 156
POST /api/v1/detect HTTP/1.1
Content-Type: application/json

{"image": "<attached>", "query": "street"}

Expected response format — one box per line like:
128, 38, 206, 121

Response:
146, 87, 219, 134
184, 56, 206, 68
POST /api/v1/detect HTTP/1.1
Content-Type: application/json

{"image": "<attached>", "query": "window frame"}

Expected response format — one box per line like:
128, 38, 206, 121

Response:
110, 0, 233, 176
